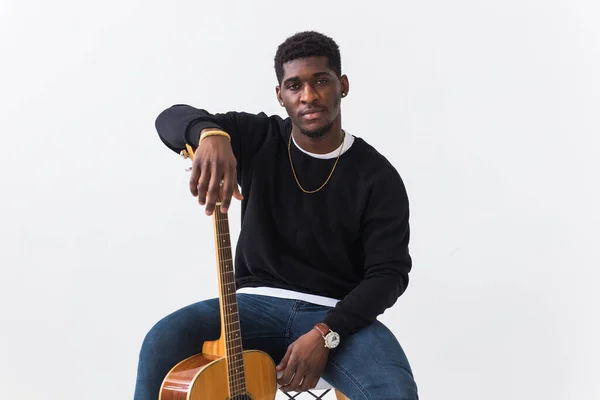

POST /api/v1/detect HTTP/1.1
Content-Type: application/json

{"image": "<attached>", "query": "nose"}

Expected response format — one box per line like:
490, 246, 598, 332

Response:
300, 84, 318, 104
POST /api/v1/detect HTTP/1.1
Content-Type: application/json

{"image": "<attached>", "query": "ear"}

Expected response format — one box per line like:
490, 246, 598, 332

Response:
340, 74, 349, 98
275, 86, 284, 106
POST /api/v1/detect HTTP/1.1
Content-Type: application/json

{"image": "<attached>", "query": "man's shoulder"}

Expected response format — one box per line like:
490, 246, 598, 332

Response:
348, 137, 410, 205
349, 136, 404, 180
229, 110, 292, 141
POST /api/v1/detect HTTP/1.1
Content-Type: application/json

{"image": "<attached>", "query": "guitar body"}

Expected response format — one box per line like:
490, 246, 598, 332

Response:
159, 349, 277, 400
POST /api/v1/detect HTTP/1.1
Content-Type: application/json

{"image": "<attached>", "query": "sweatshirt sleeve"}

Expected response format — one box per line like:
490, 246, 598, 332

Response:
154, 104, 276, 171
323, 167, 412, 338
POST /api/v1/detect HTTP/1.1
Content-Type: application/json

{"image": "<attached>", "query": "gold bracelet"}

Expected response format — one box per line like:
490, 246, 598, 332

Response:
199, 130, 231, 144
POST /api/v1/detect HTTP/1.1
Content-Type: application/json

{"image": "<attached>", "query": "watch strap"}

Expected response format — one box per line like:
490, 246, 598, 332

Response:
313, 322, 330, 337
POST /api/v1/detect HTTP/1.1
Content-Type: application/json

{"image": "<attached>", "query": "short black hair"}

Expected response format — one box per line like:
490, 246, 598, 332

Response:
274, 31, 342, 84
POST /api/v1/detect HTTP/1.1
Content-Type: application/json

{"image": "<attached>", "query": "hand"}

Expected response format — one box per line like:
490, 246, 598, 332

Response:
189, 131, 243, 215
276, 329, 329, 393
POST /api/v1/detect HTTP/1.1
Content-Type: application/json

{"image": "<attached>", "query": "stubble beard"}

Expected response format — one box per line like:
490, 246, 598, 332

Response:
299, 121, 334, 138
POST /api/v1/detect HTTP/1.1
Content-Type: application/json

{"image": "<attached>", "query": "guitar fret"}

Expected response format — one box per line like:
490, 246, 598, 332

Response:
227, 362, 244, 369
228, 365, 247, 374
226, 343, 243, 351
229, 374, 246, 395
225, 335, 241, 342
229, 385, 247, 395
229, 376, 248, 387
227, 360, 245, 369
229, 376, 247, 386
226, 358, 244, 366
227, 363, 245, 372
224, 332, 241, 340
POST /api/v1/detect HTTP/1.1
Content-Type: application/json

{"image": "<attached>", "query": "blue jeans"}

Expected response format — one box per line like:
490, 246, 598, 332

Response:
134, 294, 418, 399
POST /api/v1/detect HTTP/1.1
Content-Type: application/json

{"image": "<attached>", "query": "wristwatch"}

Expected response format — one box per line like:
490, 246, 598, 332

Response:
313, 322, 340, 349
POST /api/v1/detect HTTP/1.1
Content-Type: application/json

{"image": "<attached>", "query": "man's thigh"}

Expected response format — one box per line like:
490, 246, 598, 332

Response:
237, 293, 291, 363
323, 321, 419, 400
141, 294, 291, 360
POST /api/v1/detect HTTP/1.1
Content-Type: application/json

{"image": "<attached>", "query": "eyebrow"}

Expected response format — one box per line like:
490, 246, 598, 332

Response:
283, 71, 331, 86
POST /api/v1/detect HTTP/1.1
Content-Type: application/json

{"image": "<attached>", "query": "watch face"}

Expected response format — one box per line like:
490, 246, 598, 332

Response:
325, 332, 340, 348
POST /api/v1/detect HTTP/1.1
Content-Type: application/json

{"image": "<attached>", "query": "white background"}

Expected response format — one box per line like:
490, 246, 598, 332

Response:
1, 0, 598, 399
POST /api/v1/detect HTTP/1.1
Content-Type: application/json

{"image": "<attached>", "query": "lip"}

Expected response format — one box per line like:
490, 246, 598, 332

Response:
299, 109, 326, 120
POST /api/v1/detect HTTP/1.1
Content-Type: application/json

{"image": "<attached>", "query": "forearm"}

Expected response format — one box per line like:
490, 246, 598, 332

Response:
323, 262, 410, 338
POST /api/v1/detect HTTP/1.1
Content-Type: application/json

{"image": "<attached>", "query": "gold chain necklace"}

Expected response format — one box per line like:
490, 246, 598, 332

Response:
287, 130, 345, 194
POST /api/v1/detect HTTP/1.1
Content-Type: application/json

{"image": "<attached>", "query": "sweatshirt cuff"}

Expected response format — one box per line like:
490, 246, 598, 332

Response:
186, 120, 222, 146
323, 311, 354, 339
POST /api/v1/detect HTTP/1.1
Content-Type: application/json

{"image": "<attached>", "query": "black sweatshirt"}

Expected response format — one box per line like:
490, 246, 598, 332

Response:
155, 104, 412, 338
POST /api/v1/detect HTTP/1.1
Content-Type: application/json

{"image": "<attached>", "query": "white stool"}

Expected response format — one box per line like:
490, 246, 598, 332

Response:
277, 372, 349, 399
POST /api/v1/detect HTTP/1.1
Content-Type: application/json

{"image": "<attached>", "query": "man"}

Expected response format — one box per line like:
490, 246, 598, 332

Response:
134, 31, 419, 400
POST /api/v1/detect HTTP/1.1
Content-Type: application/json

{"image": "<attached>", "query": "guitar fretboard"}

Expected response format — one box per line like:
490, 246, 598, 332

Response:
214, 207, 247, 396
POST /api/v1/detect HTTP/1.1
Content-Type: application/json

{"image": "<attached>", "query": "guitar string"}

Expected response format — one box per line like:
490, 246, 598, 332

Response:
219, 209, 238, 395
216, 208, 231, 393
216, 207, 246, 395
219, 214, 251, 396
226, 217, 245, 395
217, 208, 236, 394
217, 213, 249, 395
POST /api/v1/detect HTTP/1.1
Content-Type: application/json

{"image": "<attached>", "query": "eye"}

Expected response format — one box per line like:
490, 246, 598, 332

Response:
287, 83, 299, 90
316, 78, 329, 85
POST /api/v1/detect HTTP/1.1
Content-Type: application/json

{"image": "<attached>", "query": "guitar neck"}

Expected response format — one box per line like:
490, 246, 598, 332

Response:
213, 204, 247, 396
183, 144, 247, 397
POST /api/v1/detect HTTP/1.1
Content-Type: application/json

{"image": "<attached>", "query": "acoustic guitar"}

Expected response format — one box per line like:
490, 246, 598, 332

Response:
159, 144, 278, 400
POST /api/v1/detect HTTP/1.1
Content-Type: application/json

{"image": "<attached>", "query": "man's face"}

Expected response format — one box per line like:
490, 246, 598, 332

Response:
276, 56, 349, 138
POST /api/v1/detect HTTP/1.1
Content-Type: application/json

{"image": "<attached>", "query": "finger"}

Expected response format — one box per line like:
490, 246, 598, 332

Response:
189, 158, 202, 197
284, 366, 305, 392
220, 166, 235, 213
204, 162, 221, 215
277, 354, 297, 386
233, 174, 244, 201
309, 376, 320, 390
233, 186, 243, 201
299, 374, 314, 392
196, 161, 211, 205
277, 363, 295, 387
276, 347, 291, 371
